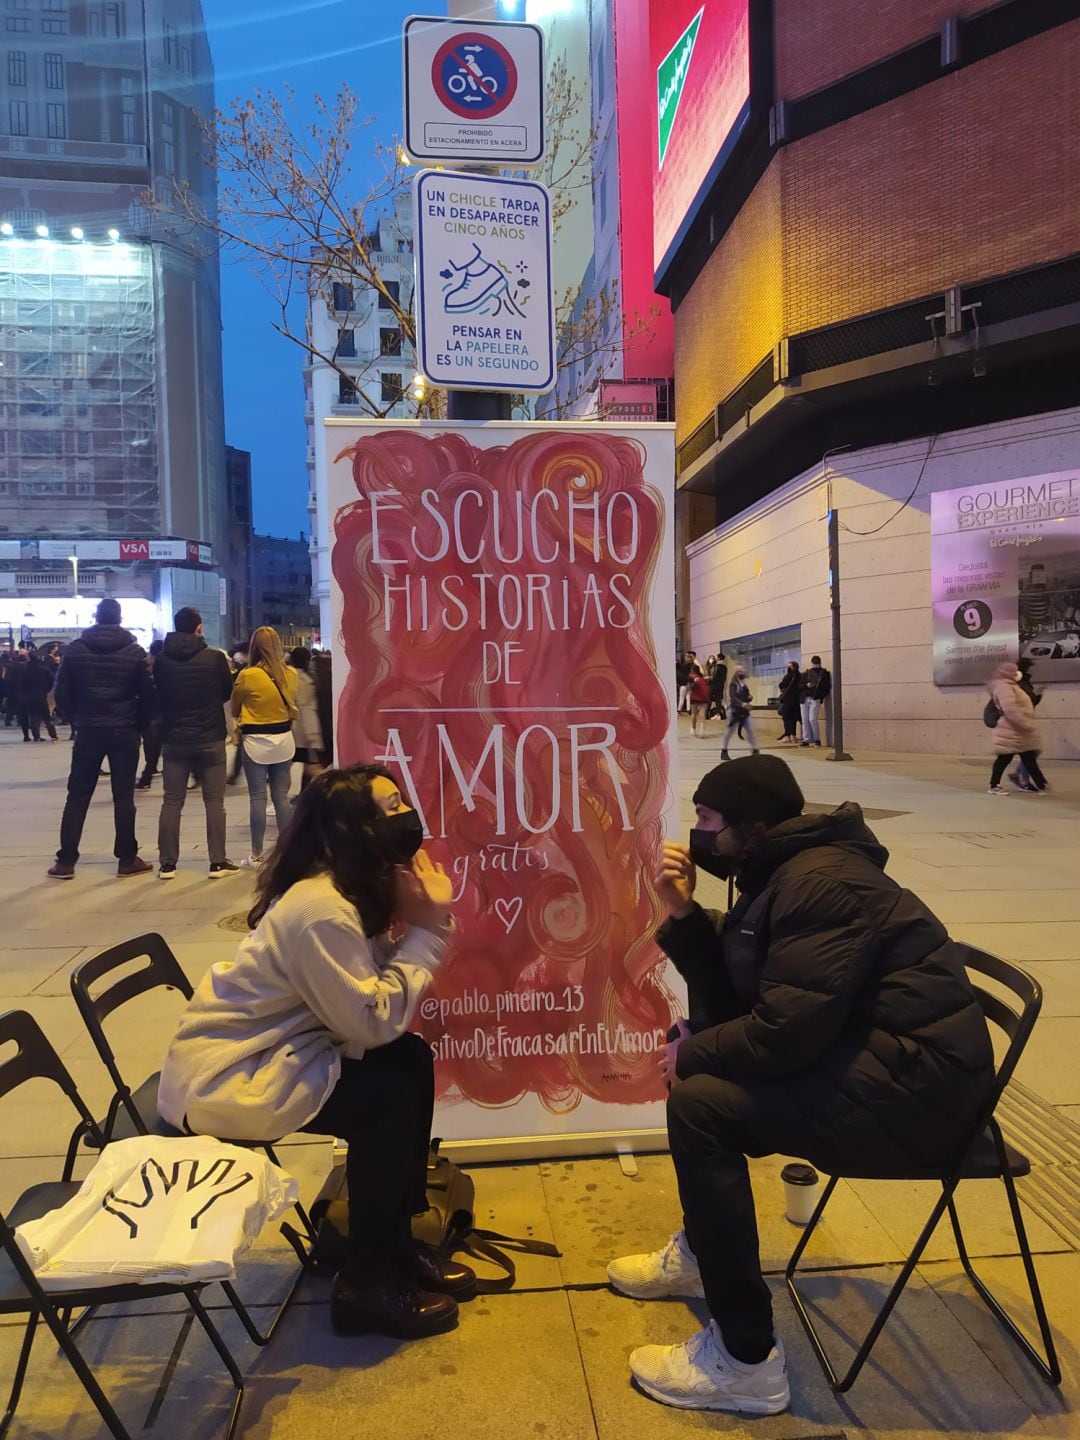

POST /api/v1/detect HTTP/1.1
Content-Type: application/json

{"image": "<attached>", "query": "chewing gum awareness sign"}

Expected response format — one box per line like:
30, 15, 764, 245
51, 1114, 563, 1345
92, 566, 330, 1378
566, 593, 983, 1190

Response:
931, 471, 1080, 684
413, 169, 556, 395
328, 420, 680, 1150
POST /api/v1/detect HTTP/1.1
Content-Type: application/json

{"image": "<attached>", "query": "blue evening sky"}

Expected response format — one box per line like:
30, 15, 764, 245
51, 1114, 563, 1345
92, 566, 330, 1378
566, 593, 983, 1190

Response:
202, 0, 441, 536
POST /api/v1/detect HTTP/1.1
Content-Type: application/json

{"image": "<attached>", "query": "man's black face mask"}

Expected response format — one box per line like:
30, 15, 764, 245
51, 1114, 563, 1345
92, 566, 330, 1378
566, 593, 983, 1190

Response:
689, 826, 735, 880
377, 809, 425, 865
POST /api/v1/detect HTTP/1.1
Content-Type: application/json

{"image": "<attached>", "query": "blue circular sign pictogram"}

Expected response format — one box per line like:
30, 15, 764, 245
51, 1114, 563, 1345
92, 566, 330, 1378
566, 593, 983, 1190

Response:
432, 32, 518, 120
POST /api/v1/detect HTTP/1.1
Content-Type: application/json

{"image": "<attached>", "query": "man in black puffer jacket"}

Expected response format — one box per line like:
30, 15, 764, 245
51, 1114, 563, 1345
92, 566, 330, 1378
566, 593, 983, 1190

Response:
610, 754, 994, 1417
50, 598, 154, 879
152, 607, 237, 879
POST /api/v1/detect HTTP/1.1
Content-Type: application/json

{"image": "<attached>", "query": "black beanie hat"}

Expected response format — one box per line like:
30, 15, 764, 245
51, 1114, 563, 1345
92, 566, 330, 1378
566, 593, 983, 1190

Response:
693, 755, 805, 830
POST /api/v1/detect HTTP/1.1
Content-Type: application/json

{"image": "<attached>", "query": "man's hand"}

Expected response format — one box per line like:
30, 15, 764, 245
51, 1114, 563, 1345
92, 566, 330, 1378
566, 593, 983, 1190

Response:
657, 842, 696, 920
658, 1018, 693, 1091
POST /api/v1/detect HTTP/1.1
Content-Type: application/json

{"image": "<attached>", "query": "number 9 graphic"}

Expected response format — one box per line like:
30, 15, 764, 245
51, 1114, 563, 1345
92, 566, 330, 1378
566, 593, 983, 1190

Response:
952, 600, 992, 639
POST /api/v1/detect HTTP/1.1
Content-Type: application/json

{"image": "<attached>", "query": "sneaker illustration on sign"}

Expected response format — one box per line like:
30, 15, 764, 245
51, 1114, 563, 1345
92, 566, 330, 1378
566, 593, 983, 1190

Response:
440, 243, 526, 318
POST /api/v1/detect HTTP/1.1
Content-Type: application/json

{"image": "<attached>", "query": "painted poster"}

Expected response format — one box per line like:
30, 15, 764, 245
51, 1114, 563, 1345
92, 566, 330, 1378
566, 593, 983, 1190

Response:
931, 471, 1080, 685
328, 420, 680, 1155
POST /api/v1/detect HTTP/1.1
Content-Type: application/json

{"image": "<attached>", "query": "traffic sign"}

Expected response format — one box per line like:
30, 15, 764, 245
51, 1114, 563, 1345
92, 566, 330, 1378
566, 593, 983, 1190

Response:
413, 169, 556, 394
404, 15, 545, 165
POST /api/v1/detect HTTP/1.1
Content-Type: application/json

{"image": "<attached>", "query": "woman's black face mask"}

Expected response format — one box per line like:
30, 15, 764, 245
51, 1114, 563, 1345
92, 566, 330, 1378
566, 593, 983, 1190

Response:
376, 809, 425, 865
688, 826, 735, 880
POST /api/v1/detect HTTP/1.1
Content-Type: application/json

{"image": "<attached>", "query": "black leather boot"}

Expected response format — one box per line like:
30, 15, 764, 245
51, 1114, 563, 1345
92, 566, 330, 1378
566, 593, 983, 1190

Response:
399, 1239, 477, 1299
330, 1265, 458, 1339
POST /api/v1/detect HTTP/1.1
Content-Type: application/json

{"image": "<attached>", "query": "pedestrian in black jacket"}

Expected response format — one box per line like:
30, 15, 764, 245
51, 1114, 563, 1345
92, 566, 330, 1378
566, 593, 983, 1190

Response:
153, 607, 237, 879
609, 754, 993, 1416
14, 647, 58, 742
777, 660, 801, 743
799, 655, 831, 747
49, 598, 154, 879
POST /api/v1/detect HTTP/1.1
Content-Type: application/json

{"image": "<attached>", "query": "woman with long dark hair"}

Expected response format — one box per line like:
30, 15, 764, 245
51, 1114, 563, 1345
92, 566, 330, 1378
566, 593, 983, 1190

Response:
158, 764, 472, 1339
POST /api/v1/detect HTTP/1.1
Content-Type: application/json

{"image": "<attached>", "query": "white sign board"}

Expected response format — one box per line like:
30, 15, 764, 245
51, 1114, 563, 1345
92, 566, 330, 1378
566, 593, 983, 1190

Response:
414, 169, 556, 395
404, 15, 545, 165
326, 417, 680, 1160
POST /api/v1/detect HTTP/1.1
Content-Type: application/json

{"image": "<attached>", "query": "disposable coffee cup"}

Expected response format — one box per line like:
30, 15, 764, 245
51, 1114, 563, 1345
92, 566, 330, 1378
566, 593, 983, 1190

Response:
781, 1163, 820, 1225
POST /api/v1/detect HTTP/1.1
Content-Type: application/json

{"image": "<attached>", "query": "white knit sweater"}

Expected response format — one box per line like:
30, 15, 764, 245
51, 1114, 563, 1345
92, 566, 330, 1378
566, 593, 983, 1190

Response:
158, 874, 445, 1141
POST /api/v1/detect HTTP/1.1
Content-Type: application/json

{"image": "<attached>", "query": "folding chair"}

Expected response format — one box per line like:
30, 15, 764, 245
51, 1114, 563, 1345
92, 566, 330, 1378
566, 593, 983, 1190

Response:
70, 934, 317, 1347
0, 1010, 244, 1440
786, 945, 1061, 1391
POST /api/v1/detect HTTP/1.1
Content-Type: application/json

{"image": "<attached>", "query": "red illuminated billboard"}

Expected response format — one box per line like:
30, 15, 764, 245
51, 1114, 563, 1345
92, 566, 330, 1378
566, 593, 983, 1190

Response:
651, 0, 751, 280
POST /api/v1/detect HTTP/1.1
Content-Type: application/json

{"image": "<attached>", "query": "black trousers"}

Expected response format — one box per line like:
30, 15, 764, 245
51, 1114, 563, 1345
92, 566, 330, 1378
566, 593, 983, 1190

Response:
57, 727, 141, 864
302, 1032, 434, 1274
140, 716, 163, 780
990, 751, 1047, 789
21, 699, 57, 741
780, 705, 800, 738
668, 1073, 910, 1366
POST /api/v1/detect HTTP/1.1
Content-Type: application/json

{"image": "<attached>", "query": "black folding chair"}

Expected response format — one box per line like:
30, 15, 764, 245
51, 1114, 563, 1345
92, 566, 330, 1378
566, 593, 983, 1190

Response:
70, 935, 317, 1347
0, 1010, 244, 1440
786, 945, 1061, 1391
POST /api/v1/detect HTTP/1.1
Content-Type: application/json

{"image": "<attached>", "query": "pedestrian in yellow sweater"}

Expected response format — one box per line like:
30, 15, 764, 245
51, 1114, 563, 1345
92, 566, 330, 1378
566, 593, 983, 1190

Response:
231, 627, 299, 867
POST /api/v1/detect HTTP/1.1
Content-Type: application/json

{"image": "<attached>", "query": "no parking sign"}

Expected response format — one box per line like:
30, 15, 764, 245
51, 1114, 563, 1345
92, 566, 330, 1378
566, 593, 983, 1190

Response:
404, 15, 545, 165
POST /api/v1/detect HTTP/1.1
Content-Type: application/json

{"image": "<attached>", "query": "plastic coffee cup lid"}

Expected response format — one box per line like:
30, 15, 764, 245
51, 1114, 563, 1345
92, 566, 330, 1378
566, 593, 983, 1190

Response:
781, 1162, 819, 1186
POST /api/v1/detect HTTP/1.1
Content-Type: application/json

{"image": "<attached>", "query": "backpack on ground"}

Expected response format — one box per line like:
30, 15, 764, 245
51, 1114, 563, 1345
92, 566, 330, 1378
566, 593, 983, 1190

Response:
309, 1138, 559, 1291
983, 697, 1001, 728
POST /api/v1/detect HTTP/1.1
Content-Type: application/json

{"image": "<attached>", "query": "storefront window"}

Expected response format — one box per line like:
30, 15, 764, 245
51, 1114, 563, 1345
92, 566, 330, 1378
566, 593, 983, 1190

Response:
719, 624, 802, 708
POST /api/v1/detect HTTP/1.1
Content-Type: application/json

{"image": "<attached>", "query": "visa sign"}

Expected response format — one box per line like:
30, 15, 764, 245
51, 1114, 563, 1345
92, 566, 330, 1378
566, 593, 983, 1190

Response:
657, 6, 703, 170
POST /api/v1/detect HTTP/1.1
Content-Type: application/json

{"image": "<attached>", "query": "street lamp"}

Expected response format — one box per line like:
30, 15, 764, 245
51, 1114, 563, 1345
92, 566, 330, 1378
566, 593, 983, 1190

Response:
69, 555, 79, 617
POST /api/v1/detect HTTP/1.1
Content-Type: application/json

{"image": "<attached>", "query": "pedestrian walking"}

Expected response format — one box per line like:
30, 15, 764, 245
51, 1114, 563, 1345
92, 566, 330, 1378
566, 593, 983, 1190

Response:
707, 653, 728, 721
48, 598, 154, 880
136, 639, 165, 788
721, 667, 759, 759
1007, 658, 1045, 791
232, 627, 299, 868
986, 660, 1048, 795
799, 655, 831, 748
290, 646, 327, 789
226, 645, 249, 787
15, 646, 59, 742
152, 607, 239, 879
777, 660, 802, 744
688, 667, 711, 738
676, 654, 692, 715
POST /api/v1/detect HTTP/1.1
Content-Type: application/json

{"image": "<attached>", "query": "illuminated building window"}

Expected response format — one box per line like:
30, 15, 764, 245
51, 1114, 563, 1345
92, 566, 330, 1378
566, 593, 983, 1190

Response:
121, 77, 136, 142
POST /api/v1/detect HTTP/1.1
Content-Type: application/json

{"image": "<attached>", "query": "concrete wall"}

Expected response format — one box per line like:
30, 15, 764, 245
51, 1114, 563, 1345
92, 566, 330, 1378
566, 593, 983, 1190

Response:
687, 407, 1080, 760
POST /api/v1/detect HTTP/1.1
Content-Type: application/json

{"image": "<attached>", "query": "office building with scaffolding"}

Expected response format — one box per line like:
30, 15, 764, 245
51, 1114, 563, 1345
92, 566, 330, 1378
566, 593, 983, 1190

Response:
0, 0, 229, 647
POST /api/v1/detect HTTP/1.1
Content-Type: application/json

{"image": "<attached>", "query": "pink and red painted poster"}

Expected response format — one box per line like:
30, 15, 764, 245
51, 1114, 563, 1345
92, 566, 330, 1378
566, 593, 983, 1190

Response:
328, 420, 680, 1155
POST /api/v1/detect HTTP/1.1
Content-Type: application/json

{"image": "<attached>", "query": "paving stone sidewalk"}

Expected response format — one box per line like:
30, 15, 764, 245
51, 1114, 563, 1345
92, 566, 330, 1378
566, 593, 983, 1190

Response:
0, 723, 1076, 1440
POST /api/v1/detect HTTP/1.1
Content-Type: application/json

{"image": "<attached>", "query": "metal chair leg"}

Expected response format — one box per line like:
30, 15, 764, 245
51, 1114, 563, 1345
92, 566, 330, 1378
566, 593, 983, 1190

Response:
944, 1133, 1061, 1384
184, 1289, 245, 1440
0, 1309, 39, 1440
787, 1175, 957, 1393
37, 1303, 134, 1440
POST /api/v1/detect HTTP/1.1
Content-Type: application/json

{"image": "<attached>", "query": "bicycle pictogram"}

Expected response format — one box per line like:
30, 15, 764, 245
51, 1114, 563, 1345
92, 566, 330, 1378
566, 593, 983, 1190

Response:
432, 33, 518, 120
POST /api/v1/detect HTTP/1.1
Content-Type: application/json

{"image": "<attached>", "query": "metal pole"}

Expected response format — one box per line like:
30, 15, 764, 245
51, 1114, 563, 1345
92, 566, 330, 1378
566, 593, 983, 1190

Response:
826, 508, 853, 762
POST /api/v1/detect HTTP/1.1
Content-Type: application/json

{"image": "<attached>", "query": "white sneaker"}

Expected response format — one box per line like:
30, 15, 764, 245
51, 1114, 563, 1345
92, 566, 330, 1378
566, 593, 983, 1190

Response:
608, 1229, 705, 1299
240, 853, 263, 870
987, 785, 1010, 795
629, 1320, 789, 1414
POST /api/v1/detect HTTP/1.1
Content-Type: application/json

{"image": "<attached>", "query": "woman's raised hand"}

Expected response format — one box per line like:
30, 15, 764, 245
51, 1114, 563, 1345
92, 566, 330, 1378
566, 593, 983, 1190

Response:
395, 849, 453, 931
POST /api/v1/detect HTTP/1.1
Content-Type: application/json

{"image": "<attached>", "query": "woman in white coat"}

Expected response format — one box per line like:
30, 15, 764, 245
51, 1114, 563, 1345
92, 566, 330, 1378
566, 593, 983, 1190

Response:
159, 764, 472, 1339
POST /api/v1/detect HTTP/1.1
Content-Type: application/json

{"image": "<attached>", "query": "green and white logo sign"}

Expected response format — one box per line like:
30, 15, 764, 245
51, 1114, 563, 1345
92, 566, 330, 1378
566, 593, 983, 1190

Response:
657, 7, 704, 170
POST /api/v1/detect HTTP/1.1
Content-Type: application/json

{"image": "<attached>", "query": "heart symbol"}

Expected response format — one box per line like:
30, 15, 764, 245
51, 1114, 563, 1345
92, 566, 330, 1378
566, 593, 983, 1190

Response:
494, 897, 523, 934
